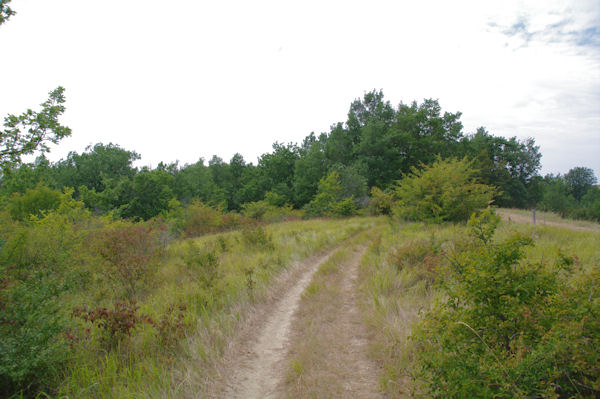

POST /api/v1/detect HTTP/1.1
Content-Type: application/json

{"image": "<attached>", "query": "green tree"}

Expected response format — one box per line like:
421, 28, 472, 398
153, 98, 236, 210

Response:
394, 157, 495, 222
0, 0, 15, 26
1, 87, 71, 173
120, 169, 175, 220
53, 143, 139, 193
564, 166, 597, 202
293, 133, 328, 207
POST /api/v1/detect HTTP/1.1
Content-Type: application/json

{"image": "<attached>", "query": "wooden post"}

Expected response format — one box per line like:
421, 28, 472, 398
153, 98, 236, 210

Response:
532, 208, 536, 225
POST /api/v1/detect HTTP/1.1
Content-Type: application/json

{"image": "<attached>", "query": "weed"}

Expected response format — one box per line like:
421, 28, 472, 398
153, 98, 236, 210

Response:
73, 300, 145, 348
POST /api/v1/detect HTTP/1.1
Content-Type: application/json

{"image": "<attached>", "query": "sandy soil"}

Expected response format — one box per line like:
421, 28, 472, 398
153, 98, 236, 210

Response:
207, 249, 336, 398
498, 209, 600, 232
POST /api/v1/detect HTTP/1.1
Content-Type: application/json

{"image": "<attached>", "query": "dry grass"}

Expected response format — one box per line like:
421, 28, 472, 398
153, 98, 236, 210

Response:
284, 230, 382, 398
498, 207, 600, 232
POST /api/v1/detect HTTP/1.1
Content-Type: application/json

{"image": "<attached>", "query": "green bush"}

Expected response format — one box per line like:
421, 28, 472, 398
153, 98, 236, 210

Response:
305, 171, 358, 217
7, 184, 62, 221
0, 274, 69, 397
394, 157, 495, 222
412, 209, 600, 398
241, 200, 302, 222
368, 186, 393, 215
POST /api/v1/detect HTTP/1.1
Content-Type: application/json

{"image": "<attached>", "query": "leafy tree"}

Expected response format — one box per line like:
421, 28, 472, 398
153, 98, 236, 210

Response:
53, 143, 139, 193
0, 0, 15, 26
120, 169, 175, 220
257, 142, 299, 203
394, 157, 495, 222
172, 159, 226, 206
294, 133, 328, 207
564, 166, 597, 202
465, 128, 541, 208
1, 87, 71, 173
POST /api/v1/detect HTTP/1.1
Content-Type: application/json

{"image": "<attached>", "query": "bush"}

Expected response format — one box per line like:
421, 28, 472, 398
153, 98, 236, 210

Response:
0, 274, 69, 397
411, 209, 600, 398
368, 186, 393, 215
394, 157, 495, 222
95, 222, 162, 298
7, 184, 62, 221
241, 225, 274, 249
182, 243, 220, 289
177, 200, 248, 237
304, 171, 358, 217
241, 200, 302, 222
73, 300, 144, 348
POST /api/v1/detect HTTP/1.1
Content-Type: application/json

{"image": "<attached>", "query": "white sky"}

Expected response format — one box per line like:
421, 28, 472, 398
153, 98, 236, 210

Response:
1, 0, 599, 177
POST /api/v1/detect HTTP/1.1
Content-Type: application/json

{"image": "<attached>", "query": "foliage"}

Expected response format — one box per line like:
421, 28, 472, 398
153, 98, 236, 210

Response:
241, 200, 302, 222
94, 223, 162, 298
394, 157, 495, 222
305, 171, 356, 217
539, 169, 600, 221
1, 87, 71, 173
7, 184, 62, 221
176, 200, 246, 237
182, 243, 220, 289
149, 303, 189, 348
241, 225, 274, 249
73, 300, 145, 348
0, 0, 15, 26
368, 186, 393, 215
0, 274, 69, 396
564, 166, 597, 202
412, 210, 600, 398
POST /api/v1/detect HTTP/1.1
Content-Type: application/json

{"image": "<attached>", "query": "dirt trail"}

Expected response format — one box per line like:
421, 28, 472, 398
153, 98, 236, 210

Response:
332, 246, 382, 397
284, 245, 382, 398
498, 209, 600, 232
212, 250, 336, 399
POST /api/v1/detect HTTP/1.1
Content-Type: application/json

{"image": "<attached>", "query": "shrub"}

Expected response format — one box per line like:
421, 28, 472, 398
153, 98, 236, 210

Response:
0, 274, 69, 396
394, 157, 495, 222
241, 200, 302, 222
95, 223, 161, 298
305, 171, 358, 217
241, 225, 274, 249
411, 210, 599, 398
177, 200, 247, 237
368, 186, 393, 215
7, 184, 62, 221
148, 303, 189, 348
73, 300, 144, 348
182, 243, 220, 289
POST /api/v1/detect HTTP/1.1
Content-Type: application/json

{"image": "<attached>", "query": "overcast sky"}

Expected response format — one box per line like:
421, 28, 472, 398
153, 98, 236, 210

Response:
1, 0, 599, 177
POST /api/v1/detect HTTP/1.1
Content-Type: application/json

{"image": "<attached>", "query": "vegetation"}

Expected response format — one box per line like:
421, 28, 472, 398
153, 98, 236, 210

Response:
1, 80, 598, 397
394, 157, 495, 222
360, 210, 600, 398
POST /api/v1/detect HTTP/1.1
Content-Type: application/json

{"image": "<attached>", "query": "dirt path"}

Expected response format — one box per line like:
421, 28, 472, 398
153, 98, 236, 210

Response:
498, 209, 600, 233
332, 246, 382, 397
284, 245, 383, 398
210, 249, 336, 398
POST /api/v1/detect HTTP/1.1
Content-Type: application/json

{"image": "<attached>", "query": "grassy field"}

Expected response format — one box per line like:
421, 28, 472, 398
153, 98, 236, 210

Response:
3, 209, 598, 398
